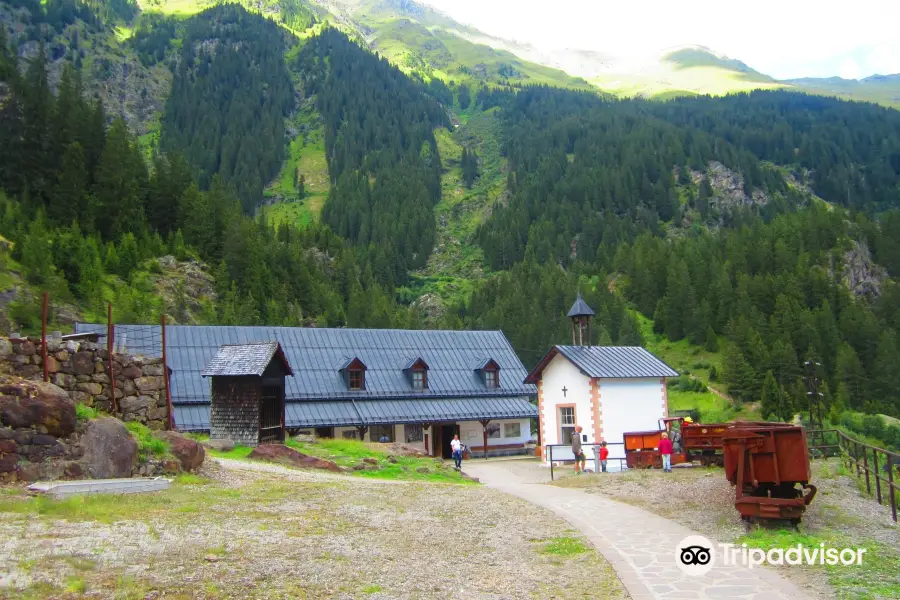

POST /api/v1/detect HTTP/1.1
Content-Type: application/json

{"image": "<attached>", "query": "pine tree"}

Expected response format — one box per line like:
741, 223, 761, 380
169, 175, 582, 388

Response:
873, 331, 900, 413
20, 42, 53, 205
704, 326, 719, 352
92, 118, 146, 239
761, 371, 781, 420
50, 142, 88, 226
835, 342, 867, 410
457, 83, 471, 110
618, 313, 644, 346
761, 371, 792, 422
724, 343, 757, 402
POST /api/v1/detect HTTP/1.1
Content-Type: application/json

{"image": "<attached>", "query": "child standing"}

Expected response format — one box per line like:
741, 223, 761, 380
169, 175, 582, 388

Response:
599, 441, 609, 472
658, 432, 673, 473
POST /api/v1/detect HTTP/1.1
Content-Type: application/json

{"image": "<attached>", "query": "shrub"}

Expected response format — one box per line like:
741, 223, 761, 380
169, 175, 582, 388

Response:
861, 414, 885, 440
124, 421, 169, 462
709, 366, 718, 381
75, 403, 98, 421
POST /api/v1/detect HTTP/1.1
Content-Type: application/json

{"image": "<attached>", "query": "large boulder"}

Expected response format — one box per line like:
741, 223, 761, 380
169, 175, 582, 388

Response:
156, 431, 205, 472
80, 417, 138, 478
248, 444, 341, 472
0, 377, 76, 437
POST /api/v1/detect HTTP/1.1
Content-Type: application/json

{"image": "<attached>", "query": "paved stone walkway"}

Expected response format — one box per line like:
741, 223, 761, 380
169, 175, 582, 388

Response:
464, 460, 812, 600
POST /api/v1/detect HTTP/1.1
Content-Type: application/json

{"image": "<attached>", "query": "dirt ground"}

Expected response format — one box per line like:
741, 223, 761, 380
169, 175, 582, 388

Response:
0, 458, 627, 600
551, 458, 900, 600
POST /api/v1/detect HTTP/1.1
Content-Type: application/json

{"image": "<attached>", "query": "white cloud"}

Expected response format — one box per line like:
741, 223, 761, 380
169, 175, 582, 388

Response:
420, 0, 900, 79
838, 59, 862, 81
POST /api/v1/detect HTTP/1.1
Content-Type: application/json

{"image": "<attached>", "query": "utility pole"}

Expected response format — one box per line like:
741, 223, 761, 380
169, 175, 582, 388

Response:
803, 360, 826, 449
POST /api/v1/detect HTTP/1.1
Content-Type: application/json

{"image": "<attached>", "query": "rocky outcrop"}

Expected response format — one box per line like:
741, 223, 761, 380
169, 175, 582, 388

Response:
0, 377, 75, 437
842, 240, 887, 298
1, 336, 170, 430
150, 256, 217, 325
248, 444, 341, 472
156, 431, 205, 472
686, 161, 769, 219
81, 417, 138, 479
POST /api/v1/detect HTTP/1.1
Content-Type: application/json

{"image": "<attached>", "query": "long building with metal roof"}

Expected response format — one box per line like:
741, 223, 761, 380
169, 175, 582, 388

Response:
75, 323, 538, 457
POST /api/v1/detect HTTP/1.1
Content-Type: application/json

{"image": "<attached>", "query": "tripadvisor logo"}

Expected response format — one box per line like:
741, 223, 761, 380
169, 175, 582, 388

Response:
676, 535, 867, 576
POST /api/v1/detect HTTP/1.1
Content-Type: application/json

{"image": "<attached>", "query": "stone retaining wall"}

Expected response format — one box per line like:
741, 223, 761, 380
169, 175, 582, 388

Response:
0, 336, 170, 430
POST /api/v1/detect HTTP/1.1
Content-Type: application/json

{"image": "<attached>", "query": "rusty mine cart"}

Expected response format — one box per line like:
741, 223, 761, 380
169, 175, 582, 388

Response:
722, 422, 817, 527
624, 417, 729, 469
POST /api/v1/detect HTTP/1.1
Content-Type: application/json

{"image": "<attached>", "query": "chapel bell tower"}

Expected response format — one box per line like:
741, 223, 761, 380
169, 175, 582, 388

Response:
567, 292, 595, 346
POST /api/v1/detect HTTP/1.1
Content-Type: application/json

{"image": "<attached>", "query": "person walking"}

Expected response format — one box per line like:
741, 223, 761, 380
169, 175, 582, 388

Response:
572, 425, 586, 474
599, 440, 609, 472
659, 432, 673, 473
451, 434, 463, 469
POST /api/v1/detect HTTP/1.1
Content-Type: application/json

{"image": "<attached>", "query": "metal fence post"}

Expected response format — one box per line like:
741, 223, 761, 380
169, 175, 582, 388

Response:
40, 292, 49, 383
863, 445, 871, 494
550, 445, 554, 481
162, 314, 174, 431
874, 450, 882, 505
888, 454, 897, 522
107, 303, 117, 417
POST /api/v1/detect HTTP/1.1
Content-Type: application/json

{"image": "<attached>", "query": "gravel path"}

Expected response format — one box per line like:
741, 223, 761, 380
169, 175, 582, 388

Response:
0, 459, 627, 599
467, 460, 811, 600
547, 458, 900, 600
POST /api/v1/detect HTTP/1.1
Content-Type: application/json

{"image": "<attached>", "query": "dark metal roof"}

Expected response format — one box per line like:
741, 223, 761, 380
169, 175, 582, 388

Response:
472, 357, 500, 370
525, 345, 678, 383
567, 292, 595, 317
175, 397, 535, 431
75, 324, 536, 430
201, 342, 293, 377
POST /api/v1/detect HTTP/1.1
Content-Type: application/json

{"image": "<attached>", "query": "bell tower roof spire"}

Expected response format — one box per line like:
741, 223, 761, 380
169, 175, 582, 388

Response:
567, 291, 595, 318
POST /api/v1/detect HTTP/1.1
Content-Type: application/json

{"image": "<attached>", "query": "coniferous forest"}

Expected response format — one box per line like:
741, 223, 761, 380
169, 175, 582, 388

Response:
2, 1, 900, 426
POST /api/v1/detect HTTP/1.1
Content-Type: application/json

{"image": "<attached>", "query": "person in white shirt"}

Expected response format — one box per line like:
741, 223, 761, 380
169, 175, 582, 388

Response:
451, 434, 463, 469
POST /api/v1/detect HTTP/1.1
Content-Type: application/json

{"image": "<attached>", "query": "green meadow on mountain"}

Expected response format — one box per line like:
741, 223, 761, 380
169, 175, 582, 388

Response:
3, 0, 900, 441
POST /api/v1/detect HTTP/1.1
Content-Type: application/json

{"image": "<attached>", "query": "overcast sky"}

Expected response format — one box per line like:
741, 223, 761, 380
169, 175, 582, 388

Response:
420, 0, 900, 80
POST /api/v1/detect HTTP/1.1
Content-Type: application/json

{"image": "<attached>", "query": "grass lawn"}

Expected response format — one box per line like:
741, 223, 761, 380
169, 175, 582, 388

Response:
196, 436, 478, 485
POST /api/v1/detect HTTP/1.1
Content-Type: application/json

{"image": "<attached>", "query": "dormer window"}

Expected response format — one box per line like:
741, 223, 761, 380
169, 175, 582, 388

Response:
412, 370, 426, 390
349, 369, 363, 390
475, 358, 500, 389
340, 357, 367, 391
484, 369, 497, 389
404, 358, 429, 391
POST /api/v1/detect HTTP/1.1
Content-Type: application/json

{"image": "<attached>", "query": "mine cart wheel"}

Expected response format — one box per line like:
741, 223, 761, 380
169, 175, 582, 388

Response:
790, 518, 801, 531
741, 517, 753, 533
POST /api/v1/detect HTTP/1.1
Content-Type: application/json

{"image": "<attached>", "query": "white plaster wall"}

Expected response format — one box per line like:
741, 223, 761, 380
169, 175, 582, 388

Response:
600, 378, 665, 461
331, 424, 426, 453
540, 354, 594, 462
458, 418, 532, 447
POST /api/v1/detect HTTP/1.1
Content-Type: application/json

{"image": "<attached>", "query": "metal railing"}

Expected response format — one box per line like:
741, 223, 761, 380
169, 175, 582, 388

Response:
807, 428, 841, 457
833, 430, 899, 522
546, 443, 627, 481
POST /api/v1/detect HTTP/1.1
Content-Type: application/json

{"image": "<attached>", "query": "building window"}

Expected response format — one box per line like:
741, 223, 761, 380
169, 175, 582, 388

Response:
412, 370, 426, 390
349, 369, 363, 390
404, 424, 423, 443
504, 422, 521, 438
371, 424, 394, 443
485, 370, 498, 389
486, 423, 501, 438
342, 430, 358, 440
559, 406, 575, 444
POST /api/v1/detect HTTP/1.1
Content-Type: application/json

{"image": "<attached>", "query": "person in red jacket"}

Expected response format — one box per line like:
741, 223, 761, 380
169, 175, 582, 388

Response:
599, 441, 609, 472
658, 432, 673, 473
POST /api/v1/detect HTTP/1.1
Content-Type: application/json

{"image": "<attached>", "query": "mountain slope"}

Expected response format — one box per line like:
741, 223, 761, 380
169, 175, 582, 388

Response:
314, 0, 590, 88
